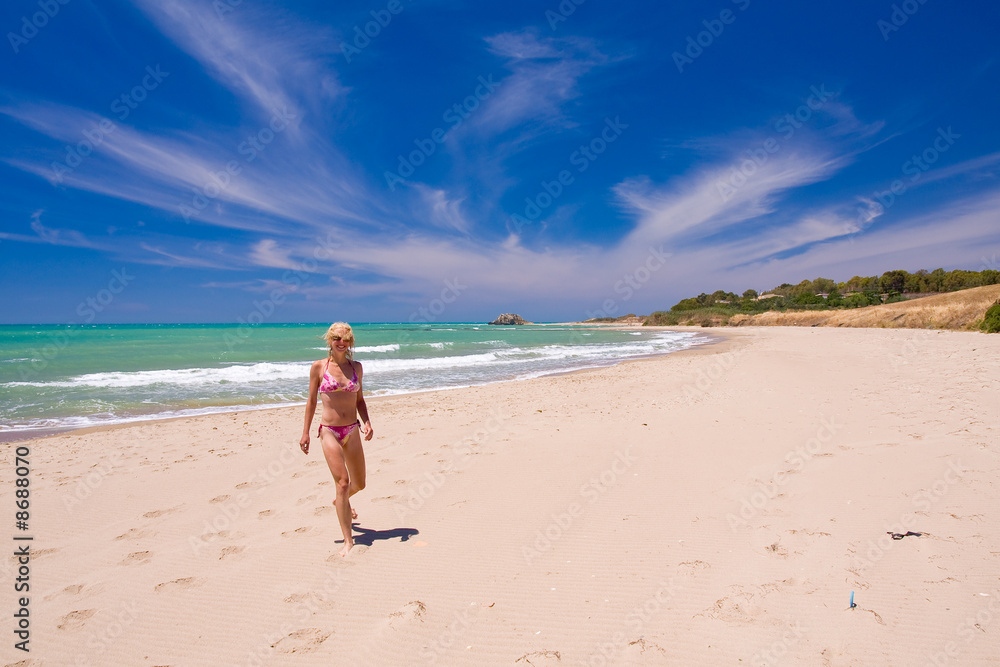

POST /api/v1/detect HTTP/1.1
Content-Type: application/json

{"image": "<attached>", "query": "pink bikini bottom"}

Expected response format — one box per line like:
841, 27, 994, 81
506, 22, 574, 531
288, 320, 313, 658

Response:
318, 421, 359, 445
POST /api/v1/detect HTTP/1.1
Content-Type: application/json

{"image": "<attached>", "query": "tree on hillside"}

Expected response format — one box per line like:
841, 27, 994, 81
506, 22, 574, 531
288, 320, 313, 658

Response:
812, 277, 837, 294
879, 270, 908, 294
928, 268, 946, 292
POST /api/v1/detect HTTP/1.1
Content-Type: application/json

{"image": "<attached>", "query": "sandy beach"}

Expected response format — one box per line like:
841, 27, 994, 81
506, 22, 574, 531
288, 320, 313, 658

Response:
4, 326, 999, 666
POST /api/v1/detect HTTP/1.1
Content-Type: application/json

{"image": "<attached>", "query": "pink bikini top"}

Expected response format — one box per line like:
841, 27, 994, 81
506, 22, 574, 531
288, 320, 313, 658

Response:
319, 359, 359, 393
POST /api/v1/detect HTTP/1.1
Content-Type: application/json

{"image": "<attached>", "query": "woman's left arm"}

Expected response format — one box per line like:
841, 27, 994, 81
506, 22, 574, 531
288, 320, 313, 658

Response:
356, 362, 373, 440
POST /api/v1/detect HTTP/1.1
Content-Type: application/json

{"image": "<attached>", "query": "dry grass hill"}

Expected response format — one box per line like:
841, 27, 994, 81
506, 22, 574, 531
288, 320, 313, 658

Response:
728, 283, 1000, 330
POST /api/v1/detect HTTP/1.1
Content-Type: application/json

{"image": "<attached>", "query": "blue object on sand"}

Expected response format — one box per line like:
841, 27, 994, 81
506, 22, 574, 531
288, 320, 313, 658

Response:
850, 591, 856, 608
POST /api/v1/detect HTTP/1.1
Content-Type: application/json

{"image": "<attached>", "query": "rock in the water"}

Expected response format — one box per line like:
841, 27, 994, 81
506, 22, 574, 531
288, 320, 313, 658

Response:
489, 313, 531, 325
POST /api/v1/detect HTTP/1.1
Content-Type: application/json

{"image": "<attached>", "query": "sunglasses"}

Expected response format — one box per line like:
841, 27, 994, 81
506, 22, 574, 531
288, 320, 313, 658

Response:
329, 335, 353, 342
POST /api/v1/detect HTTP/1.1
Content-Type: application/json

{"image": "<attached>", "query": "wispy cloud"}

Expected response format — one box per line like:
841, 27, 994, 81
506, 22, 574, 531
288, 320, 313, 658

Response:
413, 185, 470, 234
132, 0, 342, 121
475, 29, 609, 136
0, 210, 100, 249
614, 148, 849, 250
138, 242, 238, 269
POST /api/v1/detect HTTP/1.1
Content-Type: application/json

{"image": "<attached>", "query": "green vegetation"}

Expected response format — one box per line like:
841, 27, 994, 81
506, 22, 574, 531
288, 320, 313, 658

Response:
644, 268, 1000, 326
584, 313, 638, 323
982, 301, 1000, 333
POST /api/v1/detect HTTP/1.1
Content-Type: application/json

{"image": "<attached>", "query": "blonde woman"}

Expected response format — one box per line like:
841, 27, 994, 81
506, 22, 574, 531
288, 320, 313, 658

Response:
300, 322, 373, 557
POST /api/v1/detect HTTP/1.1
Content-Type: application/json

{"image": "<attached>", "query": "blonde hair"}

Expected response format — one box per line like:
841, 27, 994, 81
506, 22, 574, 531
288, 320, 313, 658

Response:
322, 322, 355, 360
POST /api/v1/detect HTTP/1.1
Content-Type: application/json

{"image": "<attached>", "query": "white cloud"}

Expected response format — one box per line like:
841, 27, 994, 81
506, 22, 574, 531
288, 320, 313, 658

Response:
132, 0, 342, 121
475, 30, 609, 136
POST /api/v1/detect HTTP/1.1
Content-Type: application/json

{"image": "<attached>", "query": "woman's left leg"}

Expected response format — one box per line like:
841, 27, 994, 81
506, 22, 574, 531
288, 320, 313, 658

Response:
342, 426, 367, 499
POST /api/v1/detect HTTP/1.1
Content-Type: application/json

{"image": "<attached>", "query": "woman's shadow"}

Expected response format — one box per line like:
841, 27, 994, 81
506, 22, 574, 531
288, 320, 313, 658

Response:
336, 524, 419, 546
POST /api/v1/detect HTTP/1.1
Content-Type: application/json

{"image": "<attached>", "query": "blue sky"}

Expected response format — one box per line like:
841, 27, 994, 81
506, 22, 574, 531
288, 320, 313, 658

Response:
1, 0, 999, 323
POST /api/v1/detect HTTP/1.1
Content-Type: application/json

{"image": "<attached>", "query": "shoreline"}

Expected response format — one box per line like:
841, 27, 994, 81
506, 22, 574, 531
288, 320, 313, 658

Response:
2, 328, 726, 445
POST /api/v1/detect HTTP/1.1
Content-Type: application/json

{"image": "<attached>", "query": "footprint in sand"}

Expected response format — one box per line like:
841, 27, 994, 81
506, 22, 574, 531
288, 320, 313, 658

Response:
282, 527, 312, 537
202, 529, 247, 542
515, 650, 562, 665
678, 560, 711, 573
121, 551, 153, 565
115, 527, 151, 541
143, 506, 180, 519
386, 601, 427, 630
296, 494, 318, 506
258, 510, 274, 518
57, 609, 97, 631
621, 638, 668, 663
271, 628, 331, 654
765, 542, 789, 558
235, 480, 264, 490
44, 583, 103, 602
314, 506, 335, 516
284, 592, 337, 610
154, 577, 200, 592
370, 495, 398, 503
305, 460, 322, 467
325, 547, 366, 563
210, 495, 231, 504
292, 471, 308, 478
219, 546, 246, 560
699, 585, 761, 625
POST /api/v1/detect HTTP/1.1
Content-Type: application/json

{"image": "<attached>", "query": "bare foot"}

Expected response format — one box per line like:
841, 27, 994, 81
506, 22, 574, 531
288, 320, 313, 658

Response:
339, 541, 354, 558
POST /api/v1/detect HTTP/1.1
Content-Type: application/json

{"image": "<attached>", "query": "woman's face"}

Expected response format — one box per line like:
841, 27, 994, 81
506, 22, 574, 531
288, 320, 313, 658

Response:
329, 330, 353, 353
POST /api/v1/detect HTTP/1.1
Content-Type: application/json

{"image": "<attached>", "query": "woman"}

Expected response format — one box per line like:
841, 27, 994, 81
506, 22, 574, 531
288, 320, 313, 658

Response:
300, 322, 373, 557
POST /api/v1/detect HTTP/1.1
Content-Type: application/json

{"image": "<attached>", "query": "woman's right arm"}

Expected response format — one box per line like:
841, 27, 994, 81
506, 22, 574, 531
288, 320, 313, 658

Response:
300, 360, 321, 452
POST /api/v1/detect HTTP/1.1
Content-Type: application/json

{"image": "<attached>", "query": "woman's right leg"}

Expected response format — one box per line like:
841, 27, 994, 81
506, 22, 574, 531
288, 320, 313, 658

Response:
319, 429, 355, 557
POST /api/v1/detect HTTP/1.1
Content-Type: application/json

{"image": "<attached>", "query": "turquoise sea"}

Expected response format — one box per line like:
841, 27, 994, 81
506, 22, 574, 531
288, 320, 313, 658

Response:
0, 323, 706, 440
